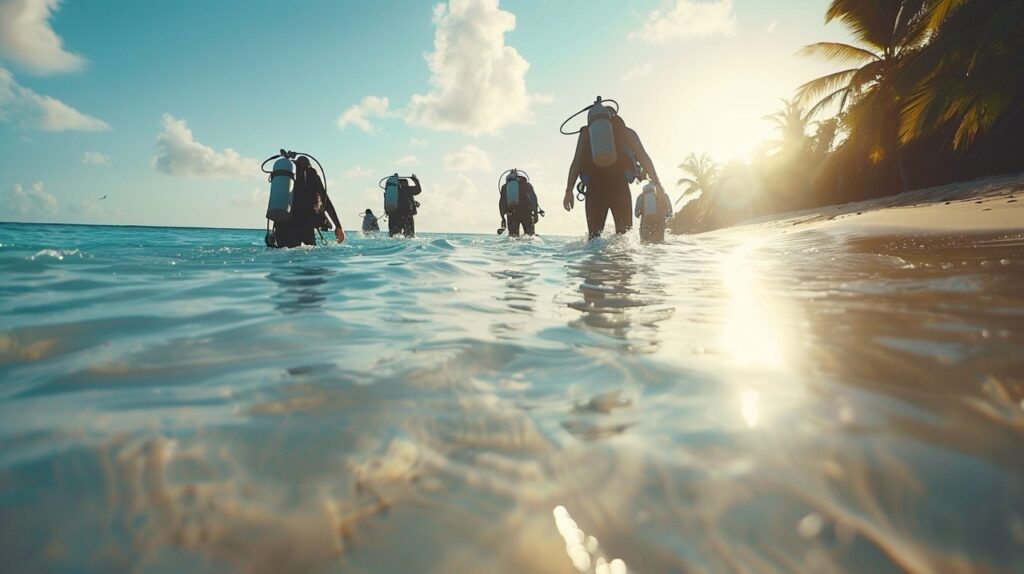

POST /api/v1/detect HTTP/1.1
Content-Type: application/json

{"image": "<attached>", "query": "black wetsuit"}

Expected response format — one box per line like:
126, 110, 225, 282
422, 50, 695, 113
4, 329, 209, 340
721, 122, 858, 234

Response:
499, 179, 538, 237
362, 214, 380, 233
577, 124, 636, 239
387, 177, 421, 238
269, 167, 338, 248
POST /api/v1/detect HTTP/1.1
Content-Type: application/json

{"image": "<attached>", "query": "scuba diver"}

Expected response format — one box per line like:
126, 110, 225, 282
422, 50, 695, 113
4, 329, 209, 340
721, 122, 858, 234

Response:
262, 150, 345, 248
561, 97, 663, 239
380, 173, 421, 238
634, 181, 673, 243
498, 168, 544, 237
361, 208, 381, 234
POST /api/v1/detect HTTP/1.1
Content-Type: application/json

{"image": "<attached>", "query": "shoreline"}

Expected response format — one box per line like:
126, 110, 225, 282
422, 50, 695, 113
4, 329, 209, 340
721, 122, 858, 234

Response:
725, 173, 1024, 237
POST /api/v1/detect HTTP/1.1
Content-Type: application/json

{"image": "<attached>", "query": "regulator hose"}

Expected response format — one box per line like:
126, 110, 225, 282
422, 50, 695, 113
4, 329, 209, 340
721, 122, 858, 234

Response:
558, 98, 619, 135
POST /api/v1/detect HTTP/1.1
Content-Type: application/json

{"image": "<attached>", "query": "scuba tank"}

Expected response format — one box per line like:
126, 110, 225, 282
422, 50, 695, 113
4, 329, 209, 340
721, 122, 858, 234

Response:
560, 97, 622, 200
587, 98, 618, 168
383, 174, 400, 214
265, 156, 295, 222
640, 182, 659, 217
497, 168, 531, 209
506, 169, 520, 208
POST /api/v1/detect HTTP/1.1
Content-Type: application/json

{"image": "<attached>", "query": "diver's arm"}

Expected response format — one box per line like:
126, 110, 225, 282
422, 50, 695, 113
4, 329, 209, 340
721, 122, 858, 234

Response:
323, 195, 346, 243
409, 176, 422, 195
627, 129, 661, 189
563, 132, 586, 211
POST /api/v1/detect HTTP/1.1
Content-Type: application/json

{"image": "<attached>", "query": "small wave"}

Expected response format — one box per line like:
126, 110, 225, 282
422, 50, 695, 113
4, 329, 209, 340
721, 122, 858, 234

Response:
29, 249, 81, 261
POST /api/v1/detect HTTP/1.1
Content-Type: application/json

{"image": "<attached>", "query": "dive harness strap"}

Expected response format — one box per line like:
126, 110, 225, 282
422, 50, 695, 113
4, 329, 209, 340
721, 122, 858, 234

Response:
269, 169, 295, 182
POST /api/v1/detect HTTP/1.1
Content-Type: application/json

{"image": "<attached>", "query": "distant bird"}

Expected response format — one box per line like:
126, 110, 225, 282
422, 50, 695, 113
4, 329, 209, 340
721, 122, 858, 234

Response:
99, 195, 108, 200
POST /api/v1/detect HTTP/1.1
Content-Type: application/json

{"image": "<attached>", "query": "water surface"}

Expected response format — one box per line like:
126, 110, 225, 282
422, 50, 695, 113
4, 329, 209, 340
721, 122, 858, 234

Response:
1, 222, 1022, 573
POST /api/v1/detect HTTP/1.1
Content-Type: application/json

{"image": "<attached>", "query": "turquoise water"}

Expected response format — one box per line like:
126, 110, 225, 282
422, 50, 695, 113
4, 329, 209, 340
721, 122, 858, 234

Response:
1, 221, 1023, 573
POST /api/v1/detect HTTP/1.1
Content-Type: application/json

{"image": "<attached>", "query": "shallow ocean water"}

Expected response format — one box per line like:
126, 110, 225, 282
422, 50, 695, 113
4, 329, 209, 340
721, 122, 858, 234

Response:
1, 221, 1022, 573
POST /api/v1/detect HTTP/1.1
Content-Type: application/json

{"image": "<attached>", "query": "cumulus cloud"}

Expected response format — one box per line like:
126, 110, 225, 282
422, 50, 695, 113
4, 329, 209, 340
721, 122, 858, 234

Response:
404, 0, 538, 135
443, 144, 492, 173
0, 0, 84, 75
336, 95, 392, 134
0, 67, 110, 131
152, 114, 255, 178
629, 0, 737, 44
4, 181, 58, 216
82, 151, 110, 166
394, 155, 420, 168
409, 137, 428, 147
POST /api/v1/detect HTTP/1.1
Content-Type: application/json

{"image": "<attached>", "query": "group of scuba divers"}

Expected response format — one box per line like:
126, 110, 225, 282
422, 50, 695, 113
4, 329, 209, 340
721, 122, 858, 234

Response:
261, 97, 673, 249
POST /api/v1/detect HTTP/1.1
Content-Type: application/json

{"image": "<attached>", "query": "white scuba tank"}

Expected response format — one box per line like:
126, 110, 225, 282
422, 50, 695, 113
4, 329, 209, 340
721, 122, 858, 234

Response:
506, 170, 520, 208
266, 157, 295, 222
384, 174, 400, 214
641, 183, 659, 217
588, 100, 618, 168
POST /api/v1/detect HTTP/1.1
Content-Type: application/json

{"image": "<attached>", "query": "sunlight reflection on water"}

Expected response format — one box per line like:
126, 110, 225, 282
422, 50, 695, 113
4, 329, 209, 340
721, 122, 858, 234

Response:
0, 223, 1023, 573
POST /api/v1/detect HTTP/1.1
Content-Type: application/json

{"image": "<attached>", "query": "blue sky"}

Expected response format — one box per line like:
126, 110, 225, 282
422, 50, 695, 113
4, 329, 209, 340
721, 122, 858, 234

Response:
0, 0, 849, 233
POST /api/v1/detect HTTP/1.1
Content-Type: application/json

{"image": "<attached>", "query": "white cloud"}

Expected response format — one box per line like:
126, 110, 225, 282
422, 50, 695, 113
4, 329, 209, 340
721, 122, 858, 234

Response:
3, 181, 58, 215
404, 0, 538, 135
82, 151, 110, 166
443, 144, 492, 173
337, 95, 392, 134
0, 0, 84, 75
152, 113, 254, 178
394, 155, 420, 168
343, 165, 375, 178
624, 62, 653, 82
765, 19, 778, 34
0, 67, 109, 131
231, 187, 264, 208
629, 0, 737, 44
416, 173, 493, 233
409, 137, 429, 147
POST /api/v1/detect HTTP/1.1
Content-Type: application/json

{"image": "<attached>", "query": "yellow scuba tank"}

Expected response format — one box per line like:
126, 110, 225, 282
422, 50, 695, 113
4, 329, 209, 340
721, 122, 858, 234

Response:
588, 97, 618, 168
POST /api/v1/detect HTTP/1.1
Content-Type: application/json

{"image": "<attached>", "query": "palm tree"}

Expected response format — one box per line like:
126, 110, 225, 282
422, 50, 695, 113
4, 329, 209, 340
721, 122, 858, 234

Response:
764, 98, 812, 157
899, 0, 1024, 149
675, 152, 718, 206
797, 0, 931, 192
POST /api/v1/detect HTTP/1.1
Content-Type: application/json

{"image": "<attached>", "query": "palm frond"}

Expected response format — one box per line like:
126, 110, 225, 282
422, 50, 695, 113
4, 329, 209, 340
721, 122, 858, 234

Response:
798, 42, 879, 65
796, 68, 858, 107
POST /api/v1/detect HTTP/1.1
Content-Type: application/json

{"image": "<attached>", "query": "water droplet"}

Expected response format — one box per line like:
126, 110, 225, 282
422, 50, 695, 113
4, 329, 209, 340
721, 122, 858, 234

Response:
798, 513, 824, 538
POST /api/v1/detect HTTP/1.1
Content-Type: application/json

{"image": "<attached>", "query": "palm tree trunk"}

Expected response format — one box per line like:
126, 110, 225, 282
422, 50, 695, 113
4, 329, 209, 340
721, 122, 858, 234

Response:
895, 145, 910, 193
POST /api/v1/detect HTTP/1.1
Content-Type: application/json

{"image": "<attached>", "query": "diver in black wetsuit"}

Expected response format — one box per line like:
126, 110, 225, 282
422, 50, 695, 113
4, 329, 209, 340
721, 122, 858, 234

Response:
563, 108, 662, 239
386, 175, 421, 238
269, 156, 345, 248
499, 172, 542, 237
361, 209, 381, 234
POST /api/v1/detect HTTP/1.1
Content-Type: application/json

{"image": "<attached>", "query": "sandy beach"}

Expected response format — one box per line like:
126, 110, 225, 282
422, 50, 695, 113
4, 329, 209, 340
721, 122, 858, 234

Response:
737, 174, 1024, 237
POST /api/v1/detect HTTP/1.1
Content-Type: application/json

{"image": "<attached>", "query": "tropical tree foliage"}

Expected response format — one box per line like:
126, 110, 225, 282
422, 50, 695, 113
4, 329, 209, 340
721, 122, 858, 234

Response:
669, 0, 1024, 234
675, 153, 718, 206
764, 99, 812, 158
899, 0, 1024, 148
797, 0, 931, 190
